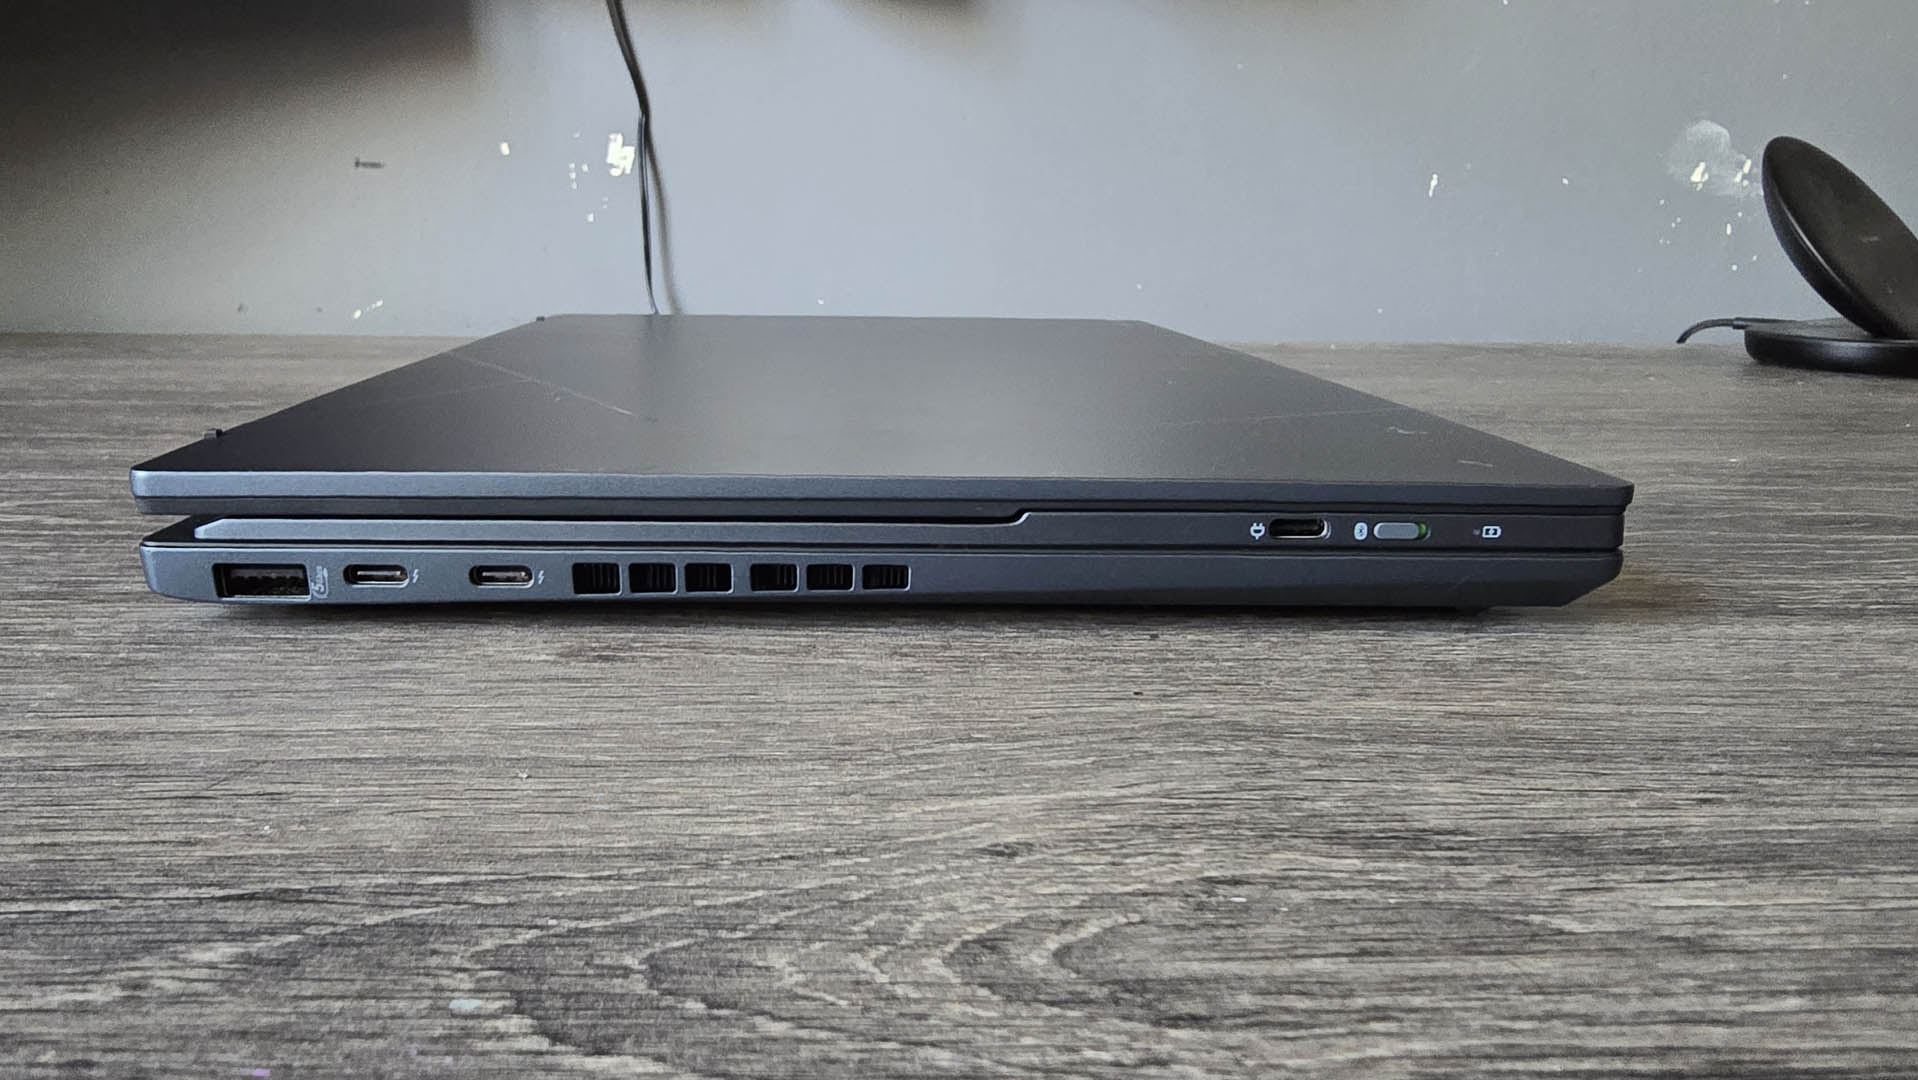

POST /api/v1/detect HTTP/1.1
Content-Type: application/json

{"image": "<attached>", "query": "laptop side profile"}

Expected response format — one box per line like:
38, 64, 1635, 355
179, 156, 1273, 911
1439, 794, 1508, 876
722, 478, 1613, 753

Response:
129, 315, 1631, 609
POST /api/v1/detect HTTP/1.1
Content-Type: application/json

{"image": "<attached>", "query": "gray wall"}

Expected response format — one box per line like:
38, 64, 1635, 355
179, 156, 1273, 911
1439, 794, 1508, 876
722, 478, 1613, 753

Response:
6, 0, 1916, 343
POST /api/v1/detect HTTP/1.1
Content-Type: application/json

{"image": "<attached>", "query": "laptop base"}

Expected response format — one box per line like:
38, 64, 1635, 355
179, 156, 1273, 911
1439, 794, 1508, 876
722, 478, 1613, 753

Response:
141, 531, 1622, 609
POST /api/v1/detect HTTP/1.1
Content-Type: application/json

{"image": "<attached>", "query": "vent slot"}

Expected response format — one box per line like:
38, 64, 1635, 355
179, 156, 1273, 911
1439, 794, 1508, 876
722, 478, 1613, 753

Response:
628, 562, 676, 594
806, 564, 854, 591
571, 562, 620, 595
684, 563, 732, 593
750, 563, 798, 592
862, 564, 909, 590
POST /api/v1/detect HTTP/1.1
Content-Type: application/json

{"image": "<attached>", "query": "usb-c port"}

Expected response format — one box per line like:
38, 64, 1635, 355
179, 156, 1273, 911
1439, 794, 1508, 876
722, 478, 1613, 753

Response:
344, 564, 408, 586
1267, 517, 1328, 539
470, 565, 534, 587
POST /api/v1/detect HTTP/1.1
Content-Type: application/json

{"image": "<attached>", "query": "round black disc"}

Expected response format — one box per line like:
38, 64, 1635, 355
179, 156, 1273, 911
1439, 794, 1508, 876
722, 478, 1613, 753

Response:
1744, 317, 1918, 376
1763, 136, 1918, 340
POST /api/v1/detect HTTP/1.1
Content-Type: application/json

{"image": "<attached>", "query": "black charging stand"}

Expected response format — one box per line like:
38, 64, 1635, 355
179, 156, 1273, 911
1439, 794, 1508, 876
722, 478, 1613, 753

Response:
1680, 136, 1918, 377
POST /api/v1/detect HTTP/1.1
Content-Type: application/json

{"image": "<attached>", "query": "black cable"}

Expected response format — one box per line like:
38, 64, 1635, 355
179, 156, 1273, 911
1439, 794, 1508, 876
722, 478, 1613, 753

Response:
606, 0, 660, 315
1676, 316, 1788, 343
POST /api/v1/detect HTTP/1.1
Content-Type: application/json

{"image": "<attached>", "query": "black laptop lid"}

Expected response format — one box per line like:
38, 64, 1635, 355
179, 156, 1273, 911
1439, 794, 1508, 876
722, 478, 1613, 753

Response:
130, 315, 1631, 514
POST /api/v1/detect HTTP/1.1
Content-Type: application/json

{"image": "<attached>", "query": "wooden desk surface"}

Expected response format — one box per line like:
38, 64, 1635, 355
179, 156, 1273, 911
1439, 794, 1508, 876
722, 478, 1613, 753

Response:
4, 334, 1916, 1078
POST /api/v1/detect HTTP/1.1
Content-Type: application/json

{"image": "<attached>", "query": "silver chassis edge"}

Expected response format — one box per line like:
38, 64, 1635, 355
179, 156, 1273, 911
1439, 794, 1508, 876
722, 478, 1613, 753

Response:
140, 538, 1623, 609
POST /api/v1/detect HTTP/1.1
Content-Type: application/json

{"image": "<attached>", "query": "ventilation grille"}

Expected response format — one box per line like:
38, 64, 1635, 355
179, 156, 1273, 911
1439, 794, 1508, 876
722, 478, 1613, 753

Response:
572, 562, 620, 595
806, 564, 854, 591
684, 563, 732, 593
628, 562, 676, 593
556, 560, 910, 597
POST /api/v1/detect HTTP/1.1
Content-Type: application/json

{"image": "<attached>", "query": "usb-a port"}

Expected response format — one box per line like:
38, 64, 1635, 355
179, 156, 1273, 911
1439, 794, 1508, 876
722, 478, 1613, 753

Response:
470, 565, 534, 587
213, 563, 309, 598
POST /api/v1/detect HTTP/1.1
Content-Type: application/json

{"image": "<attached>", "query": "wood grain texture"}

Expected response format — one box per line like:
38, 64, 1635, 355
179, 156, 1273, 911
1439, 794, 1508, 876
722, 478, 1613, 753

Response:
3, 333, 1917, 1078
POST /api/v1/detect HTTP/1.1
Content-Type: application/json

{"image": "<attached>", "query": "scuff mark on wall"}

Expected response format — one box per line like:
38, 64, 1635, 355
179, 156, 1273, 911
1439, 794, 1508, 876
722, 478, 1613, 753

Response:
607, 133, 636, 177
1666, 120, 1759, 199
